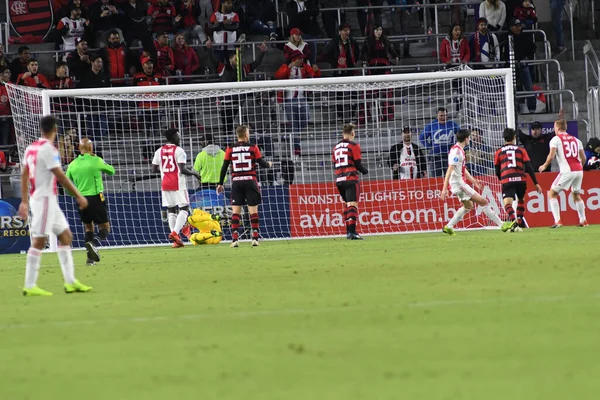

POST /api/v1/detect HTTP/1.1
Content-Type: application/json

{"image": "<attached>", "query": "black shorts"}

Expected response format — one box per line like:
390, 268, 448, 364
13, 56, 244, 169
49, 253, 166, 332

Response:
78, 194, 109, 225
336, 181, 360, 203
231, 180, 261, 206
502, 182, 527, 200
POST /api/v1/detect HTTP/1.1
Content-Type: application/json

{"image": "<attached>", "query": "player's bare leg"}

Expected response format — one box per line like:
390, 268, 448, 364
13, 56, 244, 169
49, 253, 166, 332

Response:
230, 205, 242, 248
443, 200, 473, 236
471, 193, 514, 232
547, 189, 563, 228
573, 192, 588, 226
23, 236, 52, 296
167, 206, 185, 248
345, 201, 363, 240
57, 229, 92, 294
84, 222, 100, 265
248, 205, 261, 246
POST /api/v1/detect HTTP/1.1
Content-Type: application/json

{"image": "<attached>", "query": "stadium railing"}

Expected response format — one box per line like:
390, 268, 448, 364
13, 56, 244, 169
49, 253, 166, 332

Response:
584, 39, 600, 138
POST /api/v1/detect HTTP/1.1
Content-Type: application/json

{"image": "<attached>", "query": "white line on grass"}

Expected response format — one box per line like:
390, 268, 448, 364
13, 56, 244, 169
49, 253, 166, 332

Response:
1, 292, 599, 330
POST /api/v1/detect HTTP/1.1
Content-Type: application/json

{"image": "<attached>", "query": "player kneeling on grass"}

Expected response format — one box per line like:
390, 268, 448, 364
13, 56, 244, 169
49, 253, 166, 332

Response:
19, 116, 92, 296
538, 119, 588, 228
494, 128, 542, 230
152, 129, 201, 248
185, 209, 223, 245
217, 125, 272, 248
440, 129, 515, 235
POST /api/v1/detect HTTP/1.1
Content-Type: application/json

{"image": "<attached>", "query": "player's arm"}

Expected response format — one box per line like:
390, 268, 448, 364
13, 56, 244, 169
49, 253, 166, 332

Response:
538, 147, 557, 172
179, 163, 200, 180
440, 164, 455, 201
51, 167, 88, 210
494, 163, 501, 181
354, 158, 368, 174
464, 168, 481, 189
579, 148, 586, 166
353, 144, 368, 174
216, 159, 231, 194
98, 158, 115, 176
18, 164, 30, 220
256, 158, 272, 168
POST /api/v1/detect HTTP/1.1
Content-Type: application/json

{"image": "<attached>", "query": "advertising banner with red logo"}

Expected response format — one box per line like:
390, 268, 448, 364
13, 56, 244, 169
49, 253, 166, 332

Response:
289, 171, 600, 237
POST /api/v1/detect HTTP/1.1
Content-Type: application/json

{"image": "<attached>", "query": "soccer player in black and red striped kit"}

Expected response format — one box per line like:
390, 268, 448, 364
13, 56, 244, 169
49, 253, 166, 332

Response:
494, 128, 543, 229
217, 125, 272, 247
332, 124, 368, 240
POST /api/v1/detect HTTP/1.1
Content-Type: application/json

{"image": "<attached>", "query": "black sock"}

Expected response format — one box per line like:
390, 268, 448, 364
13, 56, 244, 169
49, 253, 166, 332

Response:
98, 229, 109, 241
85, 231, 94, 243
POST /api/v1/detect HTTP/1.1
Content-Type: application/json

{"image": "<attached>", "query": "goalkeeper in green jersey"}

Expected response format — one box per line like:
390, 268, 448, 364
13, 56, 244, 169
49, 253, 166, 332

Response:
66, 138, 115, 265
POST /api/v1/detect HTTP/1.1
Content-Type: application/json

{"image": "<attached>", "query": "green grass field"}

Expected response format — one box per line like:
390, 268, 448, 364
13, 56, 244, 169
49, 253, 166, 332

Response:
1, 227, 599, 399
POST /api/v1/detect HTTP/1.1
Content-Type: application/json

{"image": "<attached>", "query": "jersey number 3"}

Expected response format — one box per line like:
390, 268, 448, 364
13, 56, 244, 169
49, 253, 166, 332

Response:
334, 148, 349, 168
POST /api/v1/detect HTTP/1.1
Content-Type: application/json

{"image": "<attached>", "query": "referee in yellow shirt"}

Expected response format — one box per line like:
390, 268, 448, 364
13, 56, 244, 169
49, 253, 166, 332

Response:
66, 138, 115, 265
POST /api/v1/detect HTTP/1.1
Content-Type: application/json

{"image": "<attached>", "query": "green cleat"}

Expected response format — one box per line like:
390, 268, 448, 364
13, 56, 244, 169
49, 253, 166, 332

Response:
23, 286, 53, 296
210, 229, 222, 237
442, 226, 456, 236
501, 220, 517, 232
64, 280, 93, 294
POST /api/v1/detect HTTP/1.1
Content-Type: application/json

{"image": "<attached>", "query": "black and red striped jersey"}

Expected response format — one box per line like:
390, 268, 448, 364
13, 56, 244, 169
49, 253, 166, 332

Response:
332, 139, 362, 182
494, 144, 531, 184
224, 142, 263, 181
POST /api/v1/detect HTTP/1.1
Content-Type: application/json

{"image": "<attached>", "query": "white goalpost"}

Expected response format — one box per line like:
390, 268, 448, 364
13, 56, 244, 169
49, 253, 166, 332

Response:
7, 67, 515, 248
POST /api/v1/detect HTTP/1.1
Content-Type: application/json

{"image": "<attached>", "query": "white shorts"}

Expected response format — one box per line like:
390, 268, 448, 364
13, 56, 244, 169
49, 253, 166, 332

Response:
551, 171, 584, 194
29, 196, 70, 238
450, 183, 477, 202
162, 190, 189, 208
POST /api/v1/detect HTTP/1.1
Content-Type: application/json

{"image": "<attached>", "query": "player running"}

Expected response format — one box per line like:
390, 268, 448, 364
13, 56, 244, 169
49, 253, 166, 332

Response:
440, 129, 514, 235
66, 138, 115, 265
217, 125, 272, 247
494, 128, 542, 230
538, 119, 587, 227
18, 116, 92, 296
152, 129, 200, 247
332, 124, 368, 240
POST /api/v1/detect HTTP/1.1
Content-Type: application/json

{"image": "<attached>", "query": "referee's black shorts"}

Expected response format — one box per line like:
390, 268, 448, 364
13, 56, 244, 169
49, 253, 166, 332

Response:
78, 193, 109, 225
231, 180, 262, 206
502, 182, 527, 200
336, 180, 360, 203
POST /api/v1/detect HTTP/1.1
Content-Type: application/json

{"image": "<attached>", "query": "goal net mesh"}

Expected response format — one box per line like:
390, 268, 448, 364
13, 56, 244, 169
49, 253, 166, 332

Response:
7, 66, 511, 247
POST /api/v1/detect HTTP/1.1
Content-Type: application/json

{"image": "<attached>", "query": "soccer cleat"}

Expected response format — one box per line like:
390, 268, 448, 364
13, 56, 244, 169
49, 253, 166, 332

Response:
251, 239, 260, 247
168, 231, 184, 248
23, 286, 53, 296
442, 226, 456, 236
64, 280, 93, 294
85, 241, 100, 262
550, 221, 563, 229
501, 220, 517, 233
210, 229, 222, 237
211, 214, 221, 222
348, 233, 364, 240
230, 240, 239, 248
86, 259, 97, 266
578, 220, 589, 227
180, 224, 192, 239
346, 233, 352, 239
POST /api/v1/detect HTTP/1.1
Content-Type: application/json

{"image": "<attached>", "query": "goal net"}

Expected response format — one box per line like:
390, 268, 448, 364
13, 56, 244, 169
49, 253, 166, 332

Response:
7, 66, 514, 247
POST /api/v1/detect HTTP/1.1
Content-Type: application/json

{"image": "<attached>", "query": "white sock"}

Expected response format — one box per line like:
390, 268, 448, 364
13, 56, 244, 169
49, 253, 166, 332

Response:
168, 213, 177, 232
174, 209, 189, 234
57, 245, 75, 285
549, 198, 561, 223
447, 207, 469, 228
575, 200, 586, 223
482, 205, 503, 227
24, 248, 42, 289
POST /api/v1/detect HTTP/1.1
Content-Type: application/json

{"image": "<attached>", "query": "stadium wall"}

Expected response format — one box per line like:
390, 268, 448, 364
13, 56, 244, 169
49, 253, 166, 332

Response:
1, 172, 599, 254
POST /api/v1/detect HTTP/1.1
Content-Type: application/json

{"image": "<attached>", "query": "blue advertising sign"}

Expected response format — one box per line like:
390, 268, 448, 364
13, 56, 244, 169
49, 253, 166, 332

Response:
0, 198, 30, 255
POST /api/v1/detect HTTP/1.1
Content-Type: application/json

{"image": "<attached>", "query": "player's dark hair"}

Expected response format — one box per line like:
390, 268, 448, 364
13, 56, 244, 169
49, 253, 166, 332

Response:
437, 107, 447, 113
18, 46, 29, 55
456, 129, 471, 143
342, 123, 355, 135
236, 125, 248, 139
28, 58, 38, 65
503, 128, 516, 142
165, 128, 179, 143
40, 116, 58, 135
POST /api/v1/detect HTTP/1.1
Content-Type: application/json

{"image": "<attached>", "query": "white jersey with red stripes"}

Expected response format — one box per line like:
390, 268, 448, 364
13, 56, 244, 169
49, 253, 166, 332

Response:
447, 144, 467, 187
23, 138, 60, 199
550, 133, 583, 173
152, 144, 187, 192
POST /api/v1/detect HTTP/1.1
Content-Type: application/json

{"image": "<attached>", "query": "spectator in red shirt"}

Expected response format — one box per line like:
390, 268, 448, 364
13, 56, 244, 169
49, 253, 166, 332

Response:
514, 0, 537, 29
153, 32, 176, 76
67, 38, 91, 81
50, 61, 75, 90
172, 33, 200, 81
147, 0, 180, 38
177, 0, 209, 45
0, 67, 11, 146
440, 24, 470, 66
49, 62, 77, 138
101, 30, 135, 85
208, 0, 240, 62
17, 59, 50, 88
284, 28, 311, 65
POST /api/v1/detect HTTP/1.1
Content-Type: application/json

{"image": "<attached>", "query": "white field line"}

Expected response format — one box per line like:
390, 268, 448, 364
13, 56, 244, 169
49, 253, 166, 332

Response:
1, 292, 599, 330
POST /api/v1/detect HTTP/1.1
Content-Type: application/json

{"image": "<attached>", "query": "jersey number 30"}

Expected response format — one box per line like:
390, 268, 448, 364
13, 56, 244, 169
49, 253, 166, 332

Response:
334, 148, 349, 168
563, 141, 579, 158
